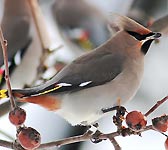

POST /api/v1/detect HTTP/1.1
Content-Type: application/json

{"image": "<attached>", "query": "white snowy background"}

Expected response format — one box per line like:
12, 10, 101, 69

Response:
0, 0, 168, 150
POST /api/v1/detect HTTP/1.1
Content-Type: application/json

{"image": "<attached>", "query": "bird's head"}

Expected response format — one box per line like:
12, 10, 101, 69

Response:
126, 31, 161, 54
109, 14, 162, 55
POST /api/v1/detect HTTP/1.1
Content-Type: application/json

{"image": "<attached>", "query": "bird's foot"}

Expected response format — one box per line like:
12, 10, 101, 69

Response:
102, 106, 127, 131
90, 130, 103, 143
101, 106, 117, 113
85, 123, 104, 143
101, 106, 126, 114
86, 123, 99, 135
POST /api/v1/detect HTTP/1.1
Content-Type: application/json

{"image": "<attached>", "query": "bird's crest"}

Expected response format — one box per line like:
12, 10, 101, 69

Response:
108, 13, 151, 35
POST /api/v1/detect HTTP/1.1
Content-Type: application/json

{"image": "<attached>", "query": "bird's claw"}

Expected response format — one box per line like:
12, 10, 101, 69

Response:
85, 123, 103, 143
90, 130, 103, 143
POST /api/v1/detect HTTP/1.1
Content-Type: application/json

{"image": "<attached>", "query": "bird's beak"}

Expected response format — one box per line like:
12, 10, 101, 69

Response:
147, 32, 162, 40
153, 32, 162, 38
140, 32, 162, 46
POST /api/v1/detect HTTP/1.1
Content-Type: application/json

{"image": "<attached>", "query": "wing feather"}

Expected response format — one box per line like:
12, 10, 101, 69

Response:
13, 45, 125, 97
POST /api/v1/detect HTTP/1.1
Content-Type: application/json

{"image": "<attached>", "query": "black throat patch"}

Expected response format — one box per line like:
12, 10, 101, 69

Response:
141, 39, 154, 55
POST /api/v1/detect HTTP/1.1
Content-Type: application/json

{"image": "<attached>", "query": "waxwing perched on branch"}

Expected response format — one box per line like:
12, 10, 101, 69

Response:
0, 14, 161, 126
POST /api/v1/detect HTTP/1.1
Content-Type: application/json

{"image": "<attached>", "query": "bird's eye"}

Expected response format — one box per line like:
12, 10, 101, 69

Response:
126, 31, 155, 41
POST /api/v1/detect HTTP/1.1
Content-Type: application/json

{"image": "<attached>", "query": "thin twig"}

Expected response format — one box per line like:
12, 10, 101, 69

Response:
28, 0, 51, 51
0, 26, 16, 109
38, 125, 153, 150
38, 132, 92, 149
109, 138, 121, 150
0, 139, 13, 149
145, 96, 168, 116
0, 124, 158, 150
161, 132, 168, 138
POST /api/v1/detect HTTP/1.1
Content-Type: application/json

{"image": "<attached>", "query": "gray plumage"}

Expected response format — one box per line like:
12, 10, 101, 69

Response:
149, 14, 168, 34
13, 31, 127, 97
10, 14, 161, 125
52, 0, 109, 46
0, 0, 31, 66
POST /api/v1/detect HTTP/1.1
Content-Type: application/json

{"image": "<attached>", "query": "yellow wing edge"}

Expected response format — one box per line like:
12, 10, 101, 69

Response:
37, 85, 62, 96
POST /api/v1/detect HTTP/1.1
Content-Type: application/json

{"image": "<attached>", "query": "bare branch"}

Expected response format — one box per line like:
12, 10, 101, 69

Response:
0, 26, 16, 109
38, 125, 153, 150
145, 96, 168, 117
38, 132, 92, 149
109, 138, 121, 150
27, 0, 52, 51
0, 139, 13, 149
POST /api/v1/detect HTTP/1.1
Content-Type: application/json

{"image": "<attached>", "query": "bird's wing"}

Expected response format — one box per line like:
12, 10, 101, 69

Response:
16, 48, 125, 97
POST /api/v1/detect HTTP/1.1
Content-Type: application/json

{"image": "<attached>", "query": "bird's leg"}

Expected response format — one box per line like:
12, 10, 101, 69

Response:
101, 98, 126, 114
102, 105, 127, 132
101, 106, 126, 114
90, 129, 104, 143
101, 106, 119, 113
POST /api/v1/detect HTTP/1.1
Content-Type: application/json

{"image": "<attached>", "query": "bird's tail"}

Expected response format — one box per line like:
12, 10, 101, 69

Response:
0, 88, 61, 111
0, 82, 63, 100
0, 84, 61, 100
0, 89, 25, 100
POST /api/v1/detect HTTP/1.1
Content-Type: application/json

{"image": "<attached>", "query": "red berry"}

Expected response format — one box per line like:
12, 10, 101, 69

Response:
9, 107, 26, 126
18, 127, 41, 150
165, 138, 168, 150
152, 115, 168, 132
126, 111, 147, 131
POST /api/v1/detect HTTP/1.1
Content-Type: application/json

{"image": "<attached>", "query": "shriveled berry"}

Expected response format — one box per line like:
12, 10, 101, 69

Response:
152, 115, 168, 132
165, 138, 168, 150
126, 111, 147, 131
9, 107, 26, 126
18, 127, 41, 150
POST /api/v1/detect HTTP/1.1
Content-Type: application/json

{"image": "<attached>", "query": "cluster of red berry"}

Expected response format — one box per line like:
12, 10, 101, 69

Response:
8, 106, 168, 149
9, 107, 41, 150
126, 111, 147, 131
125, 111, 168, 149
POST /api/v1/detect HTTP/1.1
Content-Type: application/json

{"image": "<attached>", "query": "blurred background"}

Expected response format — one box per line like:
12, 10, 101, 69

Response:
0, 0, 168, 149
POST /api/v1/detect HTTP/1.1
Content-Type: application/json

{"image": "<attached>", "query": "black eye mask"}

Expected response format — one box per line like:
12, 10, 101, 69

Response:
126, 31, 155, 41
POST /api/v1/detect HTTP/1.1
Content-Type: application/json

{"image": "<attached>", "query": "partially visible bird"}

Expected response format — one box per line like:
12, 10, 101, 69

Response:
127, 0, 167, 26
0, 0, 31, 82
0, 14, 161, 126
148, 14, 168, 34
52, 0, 110, 49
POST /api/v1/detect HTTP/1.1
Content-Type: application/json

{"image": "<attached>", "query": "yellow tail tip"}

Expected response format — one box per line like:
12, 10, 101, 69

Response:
0, 89, 8, 98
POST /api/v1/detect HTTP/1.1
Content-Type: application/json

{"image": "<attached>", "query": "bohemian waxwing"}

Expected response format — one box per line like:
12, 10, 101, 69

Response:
128, 0, 167, 25
148, 14, 168, 34
52, 0, 109, 48
0, 0, 31, 67
0, 14, 161, 126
